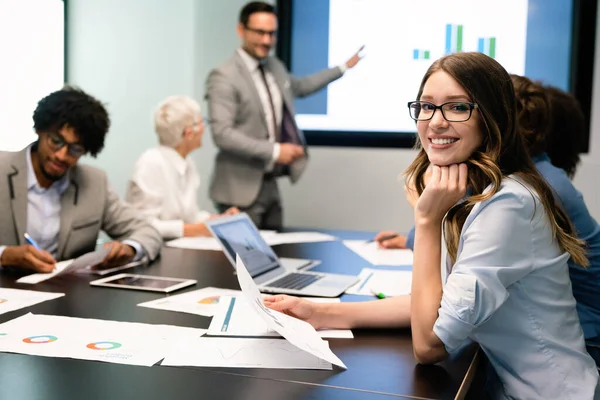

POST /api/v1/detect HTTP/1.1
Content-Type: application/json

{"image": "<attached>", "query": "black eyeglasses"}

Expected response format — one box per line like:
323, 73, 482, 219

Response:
46, 131, 86, 158
407, 101, 478, 122
244, 26, 277, 37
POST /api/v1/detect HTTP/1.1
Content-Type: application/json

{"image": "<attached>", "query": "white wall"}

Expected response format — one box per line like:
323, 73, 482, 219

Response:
191, 0, 256, 215
67, 0, 196, 197
68, 0, 600, 233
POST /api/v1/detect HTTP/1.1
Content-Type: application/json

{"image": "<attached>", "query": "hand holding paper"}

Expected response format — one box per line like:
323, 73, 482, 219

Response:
235, 256, 347, 369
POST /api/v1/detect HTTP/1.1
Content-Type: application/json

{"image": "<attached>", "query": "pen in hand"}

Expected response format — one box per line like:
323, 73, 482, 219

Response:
368, 234, 398, 243
24, 233, 41, 250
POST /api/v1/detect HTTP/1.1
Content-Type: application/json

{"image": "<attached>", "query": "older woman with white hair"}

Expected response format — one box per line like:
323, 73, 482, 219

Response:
126, 95, 237, 239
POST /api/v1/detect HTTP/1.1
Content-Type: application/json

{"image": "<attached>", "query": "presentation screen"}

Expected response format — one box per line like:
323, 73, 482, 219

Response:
288, 0, 574, 137
0, 0, 65, 151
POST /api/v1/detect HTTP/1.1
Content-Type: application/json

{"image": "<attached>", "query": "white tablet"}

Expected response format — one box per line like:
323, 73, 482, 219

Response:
90, 273, 197, 293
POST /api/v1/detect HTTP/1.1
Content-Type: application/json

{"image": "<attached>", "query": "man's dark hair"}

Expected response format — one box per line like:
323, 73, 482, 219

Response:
239, 1, 276, 26
32, 86, 110, 157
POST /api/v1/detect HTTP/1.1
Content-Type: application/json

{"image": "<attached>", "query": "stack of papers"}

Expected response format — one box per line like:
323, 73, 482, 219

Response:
162, 257, 347, 370
166, 231, 338, 250
0, 288, 64, 314
166, 230, 276, 251
343, 240, 413, 266
345, 268, 412, 297
266, 232, 338, 246
162, 337, 332, 370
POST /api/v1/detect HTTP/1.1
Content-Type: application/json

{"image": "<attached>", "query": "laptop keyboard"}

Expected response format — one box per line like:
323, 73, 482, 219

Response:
266, 273, 323, 290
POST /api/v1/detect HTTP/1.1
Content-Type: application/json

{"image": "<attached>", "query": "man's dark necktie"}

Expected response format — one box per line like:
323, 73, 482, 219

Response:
257, 63, 280, 142
257, 63, 301, 145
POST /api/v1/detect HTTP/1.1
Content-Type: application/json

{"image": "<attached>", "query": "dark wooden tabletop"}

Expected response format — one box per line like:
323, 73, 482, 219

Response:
0, 231, 478, 400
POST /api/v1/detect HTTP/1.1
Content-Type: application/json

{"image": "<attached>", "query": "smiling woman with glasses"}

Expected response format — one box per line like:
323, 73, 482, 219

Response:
408, 101, 478, 122
265, 52, 599, 399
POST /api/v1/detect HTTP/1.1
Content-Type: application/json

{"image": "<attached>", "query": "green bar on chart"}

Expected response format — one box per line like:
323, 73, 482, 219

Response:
424, 50, 430, 59
456, 25, 463, 52
489, 37, 496, 58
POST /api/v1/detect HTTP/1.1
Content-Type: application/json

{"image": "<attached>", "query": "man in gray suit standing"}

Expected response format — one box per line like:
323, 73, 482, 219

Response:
206, 1, 363, 230
0, 87, 162, 273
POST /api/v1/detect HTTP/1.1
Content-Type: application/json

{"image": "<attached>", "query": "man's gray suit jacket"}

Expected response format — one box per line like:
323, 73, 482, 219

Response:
206, 52, 343, 207
0, 148, 162, 261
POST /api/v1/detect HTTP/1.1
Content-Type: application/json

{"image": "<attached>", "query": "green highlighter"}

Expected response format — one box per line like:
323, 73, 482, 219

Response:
370, 289, 386, 299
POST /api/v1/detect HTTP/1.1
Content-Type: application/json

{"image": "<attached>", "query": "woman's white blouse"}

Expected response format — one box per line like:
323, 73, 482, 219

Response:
125, 146, 211, 239
433, 176, 599, 399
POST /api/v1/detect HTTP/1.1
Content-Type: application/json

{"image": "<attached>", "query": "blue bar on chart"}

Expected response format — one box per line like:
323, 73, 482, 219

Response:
478, 37, 497, 58
413, 49, 430, 60
445, 24, 464, 54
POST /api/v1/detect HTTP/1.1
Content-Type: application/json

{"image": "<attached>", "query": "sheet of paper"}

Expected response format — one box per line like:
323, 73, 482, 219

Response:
344, 240, 414, 266
345, 268, 412, 297
267, 232, 338, 246
17, 248, 111, 284
162, 337, 332, 370
165, 237, 222, 251
137, 287, 243, 317
0, 313, 206, 367
166, 230, 278, 251
278, 257, 320, 271
235, 256, 347, 369
0, 289, 64, 315
208, 296, 353, 339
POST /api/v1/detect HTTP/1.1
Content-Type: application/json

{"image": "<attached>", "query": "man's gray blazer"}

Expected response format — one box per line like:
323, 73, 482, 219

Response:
0, 148, 162, 261
206, 52, 343, 207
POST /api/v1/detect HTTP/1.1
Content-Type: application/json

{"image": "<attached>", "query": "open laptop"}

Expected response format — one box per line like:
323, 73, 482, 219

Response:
205, 213, 358, 297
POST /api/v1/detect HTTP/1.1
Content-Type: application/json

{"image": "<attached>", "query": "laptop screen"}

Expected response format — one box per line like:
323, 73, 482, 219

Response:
208, 217, 280, 277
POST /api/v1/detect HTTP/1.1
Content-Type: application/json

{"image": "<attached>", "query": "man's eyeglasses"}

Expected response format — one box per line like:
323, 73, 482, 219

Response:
244, 26, 277, 37
46, 131, 86, 158
407, 101, 478, 122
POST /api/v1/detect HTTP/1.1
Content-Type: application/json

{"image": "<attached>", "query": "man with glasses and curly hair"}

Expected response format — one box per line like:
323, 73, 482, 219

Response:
0, 86, 162, 273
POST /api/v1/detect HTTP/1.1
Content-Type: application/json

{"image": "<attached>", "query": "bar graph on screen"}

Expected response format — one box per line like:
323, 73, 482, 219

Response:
445, 24, 464, 54
413, 50, 431, 60
478, 37, 497, 58
296, 0, 528, 134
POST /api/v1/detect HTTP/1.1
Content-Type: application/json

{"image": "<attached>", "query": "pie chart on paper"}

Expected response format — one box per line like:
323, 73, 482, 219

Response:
198, 296, 220, 305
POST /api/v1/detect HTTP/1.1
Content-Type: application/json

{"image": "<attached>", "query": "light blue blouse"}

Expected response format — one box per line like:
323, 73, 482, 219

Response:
432, 176, 599, 399
533, 153, 600, 345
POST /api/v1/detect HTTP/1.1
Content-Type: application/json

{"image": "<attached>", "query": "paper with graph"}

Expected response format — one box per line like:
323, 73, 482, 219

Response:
161, 337, 332, 370
137, 287, 242, 317
208, 296, 353, 339
0, 313, 205, 366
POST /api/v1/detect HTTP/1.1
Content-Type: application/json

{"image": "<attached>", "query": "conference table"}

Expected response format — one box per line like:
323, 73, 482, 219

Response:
0, 230, 481, 400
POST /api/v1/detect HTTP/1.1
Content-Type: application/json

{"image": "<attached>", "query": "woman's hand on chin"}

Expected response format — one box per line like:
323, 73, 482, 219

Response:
415, 163, 468, 225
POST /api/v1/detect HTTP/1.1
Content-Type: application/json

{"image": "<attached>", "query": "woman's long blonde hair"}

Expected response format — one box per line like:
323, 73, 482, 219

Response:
405, 52, 587, 266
